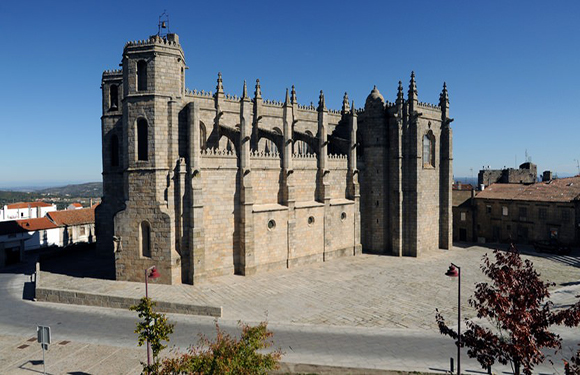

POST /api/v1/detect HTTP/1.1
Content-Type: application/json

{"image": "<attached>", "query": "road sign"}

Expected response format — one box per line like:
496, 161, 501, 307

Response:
37, 326, 51, 375
37, 326, 51, 345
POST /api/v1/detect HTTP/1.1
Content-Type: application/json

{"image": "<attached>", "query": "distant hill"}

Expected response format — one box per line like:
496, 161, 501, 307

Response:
37, 182, 103, 198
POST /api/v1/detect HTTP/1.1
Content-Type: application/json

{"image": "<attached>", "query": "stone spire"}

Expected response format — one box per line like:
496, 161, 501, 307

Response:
439, 82, 449, 108
342, 92, 350, 113
318, 90, 326, 111
396, 81, 404, 104
351, 100, 356, 116
254, 79, 262, 99
216, 72, 224, 94
408, 71, 418, 100
291, 85, 297, 104
284, 88, 290, 106
242, 80, 249, 100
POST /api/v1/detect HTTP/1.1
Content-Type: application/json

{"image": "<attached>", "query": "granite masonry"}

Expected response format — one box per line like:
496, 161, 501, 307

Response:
95, 33, 453, 284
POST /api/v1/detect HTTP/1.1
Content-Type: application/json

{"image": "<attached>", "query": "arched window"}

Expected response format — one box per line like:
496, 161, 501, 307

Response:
200, 122, 207, 150
140, 221, 151, 257
110, 134, 119, 167
137, 119, 148, 161
137, 60, 147, 91
423, 131, 435, 167
109, 84, 118, 110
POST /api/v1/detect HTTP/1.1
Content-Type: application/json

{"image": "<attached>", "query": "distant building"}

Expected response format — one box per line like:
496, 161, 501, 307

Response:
0, 206, 97, 268
478, 162, 537, 188
67, 203, 83, 210
47, 208, 96, 247
0, 202, 57, 222
473, 176, 580, 245
452, 183, 475, 242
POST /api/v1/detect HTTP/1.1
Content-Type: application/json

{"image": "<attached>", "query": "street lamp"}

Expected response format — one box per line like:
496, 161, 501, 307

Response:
144, 266, 160, 370
445, 263, 461, 375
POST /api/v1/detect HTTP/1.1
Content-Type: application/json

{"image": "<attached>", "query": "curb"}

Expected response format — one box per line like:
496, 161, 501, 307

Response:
274, 362, 441, 374
34, 266, 222, 317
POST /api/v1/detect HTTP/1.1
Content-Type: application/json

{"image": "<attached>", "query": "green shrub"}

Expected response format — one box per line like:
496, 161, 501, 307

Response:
159, 321, 282, 374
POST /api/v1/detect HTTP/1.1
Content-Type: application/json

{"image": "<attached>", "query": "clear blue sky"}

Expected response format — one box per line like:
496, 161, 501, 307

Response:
1, 0, 579, 187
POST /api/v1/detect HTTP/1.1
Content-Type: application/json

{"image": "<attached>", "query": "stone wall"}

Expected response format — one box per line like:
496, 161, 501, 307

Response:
474, 198, 577, 245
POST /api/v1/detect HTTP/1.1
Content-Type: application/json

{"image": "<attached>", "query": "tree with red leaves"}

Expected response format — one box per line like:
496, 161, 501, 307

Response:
436, 248, 580, 375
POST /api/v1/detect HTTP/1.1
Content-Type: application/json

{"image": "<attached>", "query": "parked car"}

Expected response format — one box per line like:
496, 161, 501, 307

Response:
533, 240, 571, 255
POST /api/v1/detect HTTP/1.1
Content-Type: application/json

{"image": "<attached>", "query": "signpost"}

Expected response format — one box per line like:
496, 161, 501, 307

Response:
37, 326, 51, 375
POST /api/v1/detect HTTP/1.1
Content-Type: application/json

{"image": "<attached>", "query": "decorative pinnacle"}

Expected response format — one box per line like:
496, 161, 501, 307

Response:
397, 80, 404, 103
254, 79, 262, 99
284, 88, 290, 105
439, 82, 449, 107
291, 85, 297, 104
216, 72, 224, 93
342, 92, 350, 112
318, 90, 326, 111
409, 71, 417, 98
351, 100, 356, 116
242, 80, 248, 99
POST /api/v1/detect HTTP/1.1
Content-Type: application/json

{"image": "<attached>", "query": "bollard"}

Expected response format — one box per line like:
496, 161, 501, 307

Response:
450, 357, 454, 373
487, 365, 491, 375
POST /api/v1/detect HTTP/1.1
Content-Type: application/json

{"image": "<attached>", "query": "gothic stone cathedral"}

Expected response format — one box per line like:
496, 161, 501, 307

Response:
95, 33, 453, 285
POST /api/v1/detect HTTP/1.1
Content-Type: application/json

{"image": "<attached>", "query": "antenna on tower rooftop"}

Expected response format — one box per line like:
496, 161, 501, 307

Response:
158, 10, 170, 37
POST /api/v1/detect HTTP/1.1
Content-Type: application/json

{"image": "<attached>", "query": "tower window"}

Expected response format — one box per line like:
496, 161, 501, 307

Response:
423, 131, 435, 168
109, 84, 118, 110
137, 119, 148, 161
111, 134, 119, 167
140, 221, 151, 257
200, 122, 207, 150
137, 60, 147, 91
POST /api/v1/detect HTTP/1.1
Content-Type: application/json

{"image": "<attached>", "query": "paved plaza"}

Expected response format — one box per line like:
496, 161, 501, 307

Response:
1, 244, 580, 374
39, 244, 580, 329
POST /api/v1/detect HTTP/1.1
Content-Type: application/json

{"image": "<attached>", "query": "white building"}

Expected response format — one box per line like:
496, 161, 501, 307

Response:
0, 202, 57, 222
0, 206, 97, 267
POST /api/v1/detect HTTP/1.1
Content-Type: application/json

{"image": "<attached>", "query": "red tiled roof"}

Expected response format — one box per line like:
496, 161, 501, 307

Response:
47, 207, 95, 226
0, 217, 58, 235
6, 201, 53, 209
70, 203, 83, 208
16, 217, 58, 231
475, 176, 580, 203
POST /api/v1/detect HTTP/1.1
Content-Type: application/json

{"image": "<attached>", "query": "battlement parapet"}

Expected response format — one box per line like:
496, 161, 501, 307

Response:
187, 89, 213, 98
292, 152, 317, 159
417, 101, 441, 110
200, 148, 236, 158
103, 69, 122, 76
250, 150, 280, 159
125, 34, 180, 49
262, 99, 284, 108
328, 153, 347, 159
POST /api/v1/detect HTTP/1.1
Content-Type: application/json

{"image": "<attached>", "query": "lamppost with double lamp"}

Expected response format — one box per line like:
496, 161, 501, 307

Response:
445, 263, 461, 375
144, 266, 160, 370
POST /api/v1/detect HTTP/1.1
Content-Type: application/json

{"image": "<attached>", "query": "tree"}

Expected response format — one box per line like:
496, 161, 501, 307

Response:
564, 346, 580, 375
130, 297, 175, 374
158, 321, 282, 374
436, 248, 580, 375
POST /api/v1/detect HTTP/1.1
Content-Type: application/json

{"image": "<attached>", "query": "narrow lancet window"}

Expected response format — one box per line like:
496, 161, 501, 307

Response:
137, 60, 147, 91
111, 134, 119, 167
109, 84, 118, 110
140, 221, 151, 257
137, 119, 148, 161
423, 131, 435, 167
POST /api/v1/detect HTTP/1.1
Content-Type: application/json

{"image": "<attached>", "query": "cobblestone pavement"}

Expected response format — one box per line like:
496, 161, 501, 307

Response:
40, 244, 580, 330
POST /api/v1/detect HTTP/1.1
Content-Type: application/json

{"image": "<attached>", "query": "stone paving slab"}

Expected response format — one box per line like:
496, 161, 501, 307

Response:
34, 244, 580, 331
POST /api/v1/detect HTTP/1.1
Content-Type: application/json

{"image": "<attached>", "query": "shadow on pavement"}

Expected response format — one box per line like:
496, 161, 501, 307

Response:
39, 243, 115, 280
